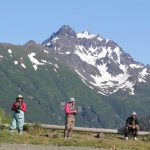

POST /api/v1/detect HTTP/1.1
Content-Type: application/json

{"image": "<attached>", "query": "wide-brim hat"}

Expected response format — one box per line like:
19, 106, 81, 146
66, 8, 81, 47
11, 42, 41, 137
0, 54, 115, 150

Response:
69, 97, 76, 102
132, 112, 136, 116
17, 95, 23, 99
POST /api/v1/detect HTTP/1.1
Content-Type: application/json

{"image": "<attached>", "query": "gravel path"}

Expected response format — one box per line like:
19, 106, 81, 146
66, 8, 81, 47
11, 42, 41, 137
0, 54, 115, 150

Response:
0, 144, 106, 150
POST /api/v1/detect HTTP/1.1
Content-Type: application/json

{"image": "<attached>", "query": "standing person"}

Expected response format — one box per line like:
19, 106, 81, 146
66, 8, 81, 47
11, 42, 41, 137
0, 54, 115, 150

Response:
64, 97, 77, 140
10, 95, 26, 135
124, 112, 140, 140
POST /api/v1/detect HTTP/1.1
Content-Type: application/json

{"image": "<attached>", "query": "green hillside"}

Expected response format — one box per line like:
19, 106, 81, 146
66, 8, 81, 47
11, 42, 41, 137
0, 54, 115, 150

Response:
0, 42, 150, 129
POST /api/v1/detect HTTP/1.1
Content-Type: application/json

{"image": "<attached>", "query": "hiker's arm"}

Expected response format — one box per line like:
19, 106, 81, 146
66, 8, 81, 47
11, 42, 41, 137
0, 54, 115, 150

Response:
126, 118, 131, 127
20, 102, 26, 112
11, 103, 18, 111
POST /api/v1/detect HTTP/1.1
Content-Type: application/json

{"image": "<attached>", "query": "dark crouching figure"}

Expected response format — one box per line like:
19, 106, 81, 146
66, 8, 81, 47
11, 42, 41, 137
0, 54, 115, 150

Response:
125, 112, 139, 140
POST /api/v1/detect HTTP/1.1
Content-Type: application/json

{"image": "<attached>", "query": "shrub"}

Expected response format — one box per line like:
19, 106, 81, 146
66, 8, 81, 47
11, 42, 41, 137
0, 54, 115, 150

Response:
0, 108, 11, 124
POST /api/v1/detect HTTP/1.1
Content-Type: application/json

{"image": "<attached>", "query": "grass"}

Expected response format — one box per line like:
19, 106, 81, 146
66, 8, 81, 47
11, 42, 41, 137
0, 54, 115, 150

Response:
0, 126, 150, 150
0, 108, 11, 124
0, 108, 150, 149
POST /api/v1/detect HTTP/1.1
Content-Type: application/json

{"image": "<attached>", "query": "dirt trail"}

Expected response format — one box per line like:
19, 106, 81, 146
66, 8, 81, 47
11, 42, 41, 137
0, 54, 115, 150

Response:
0, 144, 106, 150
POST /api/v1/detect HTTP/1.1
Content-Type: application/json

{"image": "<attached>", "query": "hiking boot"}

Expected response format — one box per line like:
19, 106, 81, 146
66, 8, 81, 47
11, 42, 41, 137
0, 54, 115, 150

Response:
19, 131, 22, 135
10, 129, 14, 133
125, 136, 128, 140
64, 137, 68, 140
134, 137, 137, 141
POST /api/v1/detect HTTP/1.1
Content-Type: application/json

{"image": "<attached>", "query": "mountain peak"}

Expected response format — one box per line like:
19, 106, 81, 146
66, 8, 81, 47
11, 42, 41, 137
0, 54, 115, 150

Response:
42, 25, 77, 47
42, 25, 150, 95
59, 25, 73, 30
55, 25, 76, 37
24, 40, 36, 46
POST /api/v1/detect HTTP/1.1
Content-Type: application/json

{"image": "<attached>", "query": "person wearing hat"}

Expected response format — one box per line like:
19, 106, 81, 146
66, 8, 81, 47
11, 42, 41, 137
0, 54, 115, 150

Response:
64, 97, 77, 140
10, 95, 26, 135
124, 112, 140, 140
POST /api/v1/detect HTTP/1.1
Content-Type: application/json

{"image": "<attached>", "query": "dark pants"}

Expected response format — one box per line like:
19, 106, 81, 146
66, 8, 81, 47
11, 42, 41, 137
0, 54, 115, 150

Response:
125, 126, 139, 137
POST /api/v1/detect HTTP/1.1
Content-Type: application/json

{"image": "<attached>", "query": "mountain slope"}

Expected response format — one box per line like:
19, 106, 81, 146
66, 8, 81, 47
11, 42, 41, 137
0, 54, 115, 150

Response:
0, 42, 122, 128
1, 25, 150, 128
42, 25, 150, 95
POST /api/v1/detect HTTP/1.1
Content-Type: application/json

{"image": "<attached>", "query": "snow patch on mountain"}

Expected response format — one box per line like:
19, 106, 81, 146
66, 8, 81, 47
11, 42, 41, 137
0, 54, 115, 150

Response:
122, 81, 135, 95
8, 49, 12, 57
0, 55, 3, 59
82, 78, 94, 90
55, 64, 59, 68
90, 73, 131, 94
65, 51, 71, 54
75, 69, 95, 91
76, 31, 105, 41
130, 64, 143, 69
43, 49, 49, 54
97, 37, 104, 41
40, 60, 59, 71
21, 63, 26, 69
77, 31, 97, 39
58, 51, 71, 55
54, 58, 59, 61
75, 69, 87, 81
8, 49, 12, 54
28, 53, 44, 70
43, 37, 59, 47
42, 60, 47, 63
51, 37, 59, 43
139, 68, 149, 79
74, 44, 138, 94
14, 61, 18, 65
14, 60, 26, 69
75, 45, 96, 66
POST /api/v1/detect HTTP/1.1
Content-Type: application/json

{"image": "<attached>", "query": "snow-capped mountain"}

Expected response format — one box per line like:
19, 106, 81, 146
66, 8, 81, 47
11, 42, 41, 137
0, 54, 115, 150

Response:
42, 25, 150, 95
1, 26, 150, 128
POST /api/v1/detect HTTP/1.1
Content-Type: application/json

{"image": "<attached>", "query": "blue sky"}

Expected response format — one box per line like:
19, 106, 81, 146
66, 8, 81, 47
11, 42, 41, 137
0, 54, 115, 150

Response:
0, 0, 150, 64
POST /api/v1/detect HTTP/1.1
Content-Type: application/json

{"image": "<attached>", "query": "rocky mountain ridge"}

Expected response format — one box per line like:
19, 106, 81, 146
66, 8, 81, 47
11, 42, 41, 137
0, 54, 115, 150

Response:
42, 25, 150, 95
